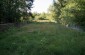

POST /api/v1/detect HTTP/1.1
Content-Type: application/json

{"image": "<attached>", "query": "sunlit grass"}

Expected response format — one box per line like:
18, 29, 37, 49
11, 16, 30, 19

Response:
0, 23, 85, 55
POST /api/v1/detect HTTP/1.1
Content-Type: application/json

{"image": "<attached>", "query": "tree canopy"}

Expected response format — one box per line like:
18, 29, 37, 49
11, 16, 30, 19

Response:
48, 0, 85, 30
0, 0, 34, 23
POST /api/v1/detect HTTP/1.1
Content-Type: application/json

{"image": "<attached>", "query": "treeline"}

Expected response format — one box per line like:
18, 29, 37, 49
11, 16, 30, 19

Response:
48, 0, 85, 30
0, 0, 34, 24
32, 11, 58, 22
32, 12, 49, 20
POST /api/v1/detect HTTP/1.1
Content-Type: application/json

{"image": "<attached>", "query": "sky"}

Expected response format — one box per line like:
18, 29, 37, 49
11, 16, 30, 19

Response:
31, 0, 53, 13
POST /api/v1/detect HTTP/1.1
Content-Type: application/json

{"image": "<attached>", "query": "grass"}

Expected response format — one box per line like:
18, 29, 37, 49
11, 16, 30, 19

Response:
0, 23, 85, 55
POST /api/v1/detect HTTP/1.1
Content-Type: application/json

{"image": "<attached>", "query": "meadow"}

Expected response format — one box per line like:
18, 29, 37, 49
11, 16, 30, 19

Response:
0, 23, 85, 55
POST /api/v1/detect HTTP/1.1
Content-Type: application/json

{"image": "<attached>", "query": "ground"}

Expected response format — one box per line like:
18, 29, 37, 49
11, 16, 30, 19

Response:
0, 23, 85, 55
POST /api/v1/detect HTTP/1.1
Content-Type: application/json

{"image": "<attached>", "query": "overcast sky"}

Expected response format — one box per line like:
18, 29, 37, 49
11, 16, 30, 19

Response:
31, 0, 53, 13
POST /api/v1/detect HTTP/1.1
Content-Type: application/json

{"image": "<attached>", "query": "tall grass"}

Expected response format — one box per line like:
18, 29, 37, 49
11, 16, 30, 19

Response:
0, 23, 85, 55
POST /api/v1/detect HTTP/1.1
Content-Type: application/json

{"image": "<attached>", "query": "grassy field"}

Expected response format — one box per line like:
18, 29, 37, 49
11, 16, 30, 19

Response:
0, 23, 85, 55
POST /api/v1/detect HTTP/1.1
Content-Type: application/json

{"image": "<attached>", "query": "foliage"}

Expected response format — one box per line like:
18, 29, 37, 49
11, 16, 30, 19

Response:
60, 1, 76, 26
48, 0, 85, 30
48, 0, 67, 23
0, 0, 34, 23
60, 0, 85, 29
48, 5, 57, 21
32, 12, 48, 20
73, 0, 85, 29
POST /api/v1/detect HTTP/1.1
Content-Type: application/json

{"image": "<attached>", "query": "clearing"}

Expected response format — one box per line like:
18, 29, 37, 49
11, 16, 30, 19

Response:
0, 23, 85, 55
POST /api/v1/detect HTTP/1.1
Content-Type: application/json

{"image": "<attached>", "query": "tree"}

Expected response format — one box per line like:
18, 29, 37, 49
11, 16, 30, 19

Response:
48, 5, 57, 21
73, 0, 85, 29
48, 0, 67, 23
59, 0, 85, 29
60, 0, 76, 26
0, 0, 34, 23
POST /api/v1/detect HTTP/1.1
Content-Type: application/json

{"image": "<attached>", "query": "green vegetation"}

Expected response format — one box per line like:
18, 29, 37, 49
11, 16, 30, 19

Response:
1, 0, 85, 30
32, 12, 48, 20
0, 0, 85, 55
0, 23, 85, 55
0, 0, 34, 23
32, 12, 56, 22
48, 0, 85, 30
